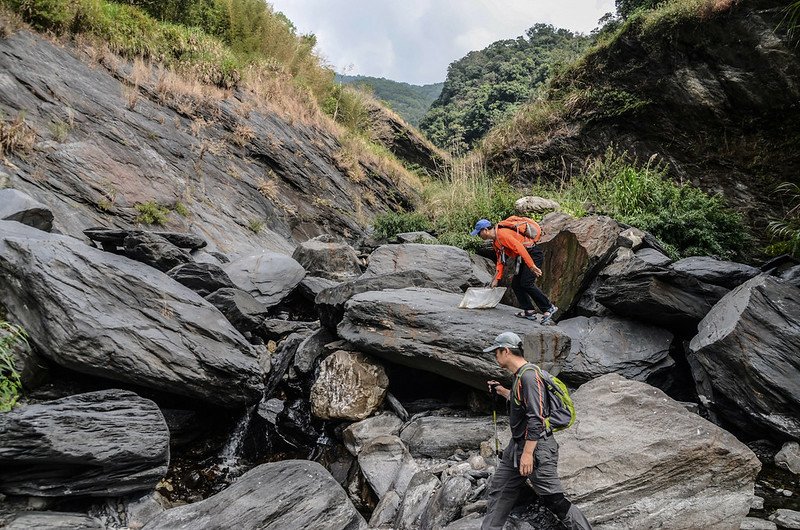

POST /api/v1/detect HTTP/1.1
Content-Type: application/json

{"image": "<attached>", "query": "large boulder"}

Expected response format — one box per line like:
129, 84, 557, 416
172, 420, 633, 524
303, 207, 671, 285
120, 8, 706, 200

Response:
688, 275, 800, 439
0, 188, 53, 231
0, 390, 169, 497
557, 315, 674, 384
419, 475, 474, 530
358, 435, 420, 499
84, 228, 208, 252
338, 287, 571, 390
343, 413, 404, 455
395, 471, 441, 530
310, 350, 389, 421
316, 269, 458, 331
122, 231, 194, 272
558, 374, 761, 529
361, 244, 483, 291
670, 256, 761, 289
291, 234, 362, 281
595, 251, 729, 333
142, 460, 366, 530
224, 250, 306, 307
538, 214, 622, 314
400, 415, 508, 459
166, 262, 235, 297
204, 287, 269, 333
0, 221, 264, 407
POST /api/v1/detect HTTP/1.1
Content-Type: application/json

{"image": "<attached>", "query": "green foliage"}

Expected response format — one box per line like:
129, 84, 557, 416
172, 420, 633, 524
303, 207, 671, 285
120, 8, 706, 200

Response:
337, 74, 443, 127
420, 24, 591, 150
173, 201, 189, 216
0, 321, 27, 412
321, 84, 371, 135
551, 149, 746, 259
767, 183, 800, 258
135, 201, 170, 225
248, 218, 263, 233
615, 0, 660, 20
373, 211, 431, 240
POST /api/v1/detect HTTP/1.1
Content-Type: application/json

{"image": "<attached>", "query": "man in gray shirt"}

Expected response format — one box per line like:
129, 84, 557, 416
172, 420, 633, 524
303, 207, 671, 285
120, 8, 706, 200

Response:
483, 331, 591, 530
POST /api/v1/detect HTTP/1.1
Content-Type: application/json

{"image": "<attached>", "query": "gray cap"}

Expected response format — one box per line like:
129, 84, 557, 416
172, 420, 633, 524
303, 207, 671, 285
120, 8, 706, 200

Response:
483, 331, 522, 353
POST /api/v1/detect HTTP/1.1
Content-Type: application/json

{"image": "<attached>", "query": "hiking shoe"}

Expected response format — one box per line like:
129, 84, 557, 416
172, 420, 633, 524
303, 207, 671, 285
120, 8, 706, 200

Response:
540, 305, 558, 325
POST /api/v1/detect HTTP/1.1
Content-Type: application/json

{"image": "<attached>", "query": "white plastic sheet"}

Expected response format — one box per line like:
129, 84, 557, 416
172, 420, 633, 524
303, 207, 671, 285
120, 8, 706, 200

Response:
458, 287, 506, 309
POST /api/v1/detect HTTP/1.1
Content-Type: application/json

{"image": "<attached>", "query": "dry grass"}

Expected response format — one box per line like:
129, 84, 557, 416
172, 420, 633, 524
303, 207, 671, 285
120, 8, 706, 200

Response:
0, 114, 36, 163
256, 176, 279, 201
232, 122, 255, 147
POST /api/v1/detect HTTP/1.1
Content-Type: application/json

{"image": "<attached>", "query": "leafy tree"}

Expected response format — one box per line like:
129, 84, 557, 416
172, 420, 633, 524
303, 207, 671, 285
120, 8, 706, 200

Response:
615, 0, 661, 20
419, 24, 590, 150
337, 75, 443, 126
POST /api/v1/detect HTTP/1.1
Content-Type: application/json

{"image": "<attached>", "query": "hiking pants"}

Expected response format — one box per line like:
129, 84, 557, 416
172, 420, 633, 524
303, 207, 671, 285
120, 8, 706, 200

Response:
511, 246, 551, 312
482, 436, 592, 530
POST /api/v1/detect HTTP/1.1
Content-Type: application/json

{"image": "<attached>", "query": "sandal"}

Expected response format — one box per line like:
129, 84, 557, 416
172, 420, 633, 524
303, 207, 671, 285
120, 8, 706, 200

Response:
514, 310, 537, 320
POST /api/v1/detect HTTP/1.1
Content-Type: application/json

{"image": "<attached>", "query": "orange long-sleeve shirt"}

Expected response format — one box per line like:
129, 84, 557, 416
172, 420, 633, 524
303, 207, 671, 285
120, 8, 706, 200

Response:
493, 227, 537, 281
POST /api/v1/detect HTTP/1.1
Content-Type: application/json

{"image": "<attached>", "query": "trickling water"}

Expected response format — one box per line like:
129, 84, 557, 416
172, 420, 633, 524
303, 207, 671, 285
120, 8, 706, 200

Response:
219, 405, 256, 474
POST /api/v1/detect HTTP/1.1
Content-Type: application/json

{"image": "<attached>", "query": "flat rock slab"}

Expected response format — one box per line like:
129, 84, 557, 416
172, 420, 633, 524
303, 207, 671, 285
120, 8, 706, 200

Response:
122, 231, 194, 272
0, 188, 53, 231
689, 275, 800, 439
400, 415, 509, 459
0, 221, 264, 407
338, 287, 571, 390
558, 315, 674, 384
84, 228, 207, 250
0, 390, 169, 497
142, 460, 366, 530
166, 262, 235, 297
224, 250, 306, 307
358, 435, 420, 499
343, 413, 404, 455
4, 512, 103, 529
670, 256, 761, 289
557, 374, 761, 530
361, 244, 482, 291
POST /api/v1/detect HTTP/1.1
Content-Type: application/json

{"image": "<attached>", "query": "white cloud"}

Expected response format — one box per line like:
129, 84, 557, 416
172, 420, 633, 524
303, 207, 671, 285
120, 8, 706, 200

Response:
268, 0, 616, 84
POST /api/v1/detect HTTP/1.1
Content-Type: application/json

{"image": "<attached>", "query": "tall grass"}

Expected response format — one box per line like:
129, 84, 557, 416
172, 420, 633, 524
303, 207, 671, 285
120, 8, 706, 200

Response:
0, 321, 27, 412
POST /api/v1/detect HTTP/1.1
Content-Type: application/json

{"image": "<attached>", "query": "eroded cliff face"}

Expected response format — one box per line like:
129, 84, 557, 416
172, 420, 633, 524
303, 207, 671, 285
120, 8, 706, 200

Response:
0, 26, 421, 255
485, 0, 800, 229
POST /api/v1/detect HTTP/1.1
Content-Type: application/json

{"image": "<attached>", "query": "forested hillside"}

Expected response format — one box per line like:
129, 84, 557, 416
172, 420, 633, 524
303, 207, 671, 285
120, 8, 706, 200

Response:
419, 24, 590, 150
337, 74, 443, 127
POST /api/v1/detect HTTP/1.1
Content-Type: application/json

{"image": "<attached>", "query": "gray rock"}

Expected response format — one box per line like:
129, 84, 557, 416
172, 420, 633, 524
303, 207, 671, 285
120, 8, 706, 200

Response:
396, 231, 438, 243
557, 374, 761, 529
617, 227, 646, 250
338, 287, 571, 390
166, 261, 235, 296
264, 332, 307, 398
260, 318, 318, 341
224, 250, 306, 307
0, 189, 53, 231
292, 235, 362, 281
123, 231, 193, 272
780, 264, 800, 288
358, 435, 420, 499
419, 475, 474, 530
0, 390, 169, 497
395, 471, 441, 530
0, 222, 264, 406
770, 509, 800, 529
442, 513, 483, 530
671, 256, 761, 289
751, 496, 765, 510
361, 244, 483, 291
635, 247, 672, 267
343, 413, 404, 456
401, 416, 508, 459
316, 269, 459, 331
515, 196, 560, 213
143, 460, 366, 530
153, 231, 207, 250
740, 518, 777, 530
557, 315, 674, 384
293, 327, 337, 375
538, 215, 622, 314
204, 287, 269, 333
595, 253, 729, 333
257, 397, 284, 425
1, 322, 48, 389
298, 275, 340, 301
689, 275, 800, 439
4, 512, 103, 529
311, 350, 389, 421
775, 441, 800, 475
369, 490, 401, 528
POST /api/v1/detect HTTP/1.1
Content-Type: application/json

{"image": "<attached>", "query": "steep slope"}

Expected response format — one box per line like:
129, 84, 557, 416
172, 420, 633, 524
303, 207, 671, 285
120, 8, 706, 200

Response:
336, 74, 443, 127
483, 0, 800, 231
0, 26, 420, 254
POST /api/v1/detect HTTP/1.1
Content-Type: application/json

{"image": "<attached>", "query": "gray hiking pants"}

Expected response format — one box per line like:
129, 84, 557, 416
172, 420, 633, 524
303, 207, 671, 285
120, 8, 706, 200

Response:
482, 436, 592, 530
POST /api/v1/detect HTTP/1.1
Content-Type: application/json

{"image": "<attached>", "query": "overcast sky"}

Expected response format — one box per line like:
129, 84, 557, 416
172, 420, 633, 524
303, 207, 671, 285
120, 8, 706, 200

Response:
268, 0, 616, 85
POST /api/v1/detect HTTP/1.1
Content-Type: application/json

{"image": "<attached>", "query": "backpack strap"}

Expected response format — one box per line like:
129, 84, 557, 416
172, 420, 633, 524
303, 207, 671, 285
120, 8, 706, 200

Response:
512, 363, 549, 434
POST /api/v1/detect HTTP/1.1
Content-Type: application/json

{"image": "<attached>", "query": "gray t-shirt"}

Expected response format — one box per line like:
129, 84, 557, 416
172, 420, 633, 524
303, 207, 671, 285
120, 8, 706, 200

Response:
508, 363, 548, 441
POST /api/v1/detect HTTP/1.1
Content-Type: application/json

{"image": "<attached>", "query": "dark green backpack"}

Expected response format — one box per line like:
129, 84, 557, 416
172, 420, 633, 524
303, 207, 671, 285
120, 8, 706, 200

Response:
513, 364, 576, 432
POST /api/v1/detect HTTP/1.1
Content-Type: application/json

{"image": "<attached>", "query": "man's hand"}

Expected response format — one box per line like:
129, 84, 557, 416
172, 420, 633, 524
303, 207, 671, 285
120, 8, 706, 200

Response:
487, 380, 509, 399
519, 452, 534, 476
490, 278, 499, 288
530, 266, 542, 278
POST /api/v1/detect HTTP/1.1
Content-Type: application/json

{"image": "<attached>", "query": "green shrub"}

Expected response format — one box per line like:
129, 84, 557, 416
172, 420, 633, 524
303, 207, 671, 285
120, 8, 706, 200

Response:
767, 182, 800, 258
248, 218, 263, 233
373, 211, 431, 240
135, 201, 169, 225
0, 321, 26, 412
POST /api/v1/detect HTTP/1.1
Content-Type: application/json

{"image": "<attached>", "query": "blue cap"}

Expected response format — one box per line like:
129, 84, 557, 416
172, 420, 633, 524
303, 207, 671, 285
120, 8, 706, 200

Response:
470, 219, 492, 236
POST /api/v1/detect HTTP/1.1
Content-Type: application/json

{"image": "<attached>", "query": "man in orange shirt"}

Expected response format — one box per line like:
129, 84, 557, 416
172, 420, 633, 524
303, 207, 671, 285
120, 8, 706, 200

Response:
470, 218, 558, 324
